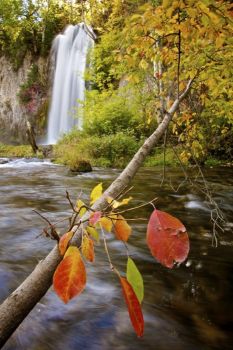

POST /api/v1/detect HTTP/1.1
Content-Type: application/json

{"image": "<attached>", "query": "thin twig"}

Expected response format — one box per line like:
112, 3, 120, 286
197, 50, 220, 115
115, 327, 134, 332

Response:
33, 209, 52, 225
160, 129, 168, 186
66, 191, 76, 212
33, 210, 60, 241
100, 225, 115, 273
123, 242, 130, 258
115, 197, 158, 215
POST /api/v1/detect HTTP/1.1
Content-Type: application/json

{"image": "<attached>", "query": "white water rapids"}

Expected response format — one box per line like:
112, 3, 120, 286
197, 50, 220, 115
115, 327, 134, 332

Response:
46, 23, 94, 144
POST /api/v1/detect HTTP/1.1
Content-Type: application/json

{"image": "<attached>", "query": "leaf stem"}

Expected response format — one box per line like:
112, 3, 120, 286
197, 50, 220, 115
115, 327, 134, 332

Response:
100, 225, 121, 278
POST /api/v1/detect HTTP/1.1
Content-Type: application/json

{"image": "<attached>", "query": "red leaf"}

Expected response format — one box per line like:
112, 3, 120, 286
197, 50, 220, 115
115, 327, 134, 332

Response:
120, 277, 144, 337
59, 231, 73, 255
114, 215, 132, 241
147, 209, 189, 268
82, 235, 95, 262
53, 246, 86, 303
89, 211, 102, 226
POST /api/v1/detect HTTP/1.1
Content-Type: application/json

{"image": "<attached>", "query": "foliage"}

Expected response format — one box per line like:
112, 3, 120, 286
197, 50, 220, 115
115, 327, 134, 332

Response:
0, 143, 34, 158
122, 0, 233, 161
56, 85, 158, 168
0, 0, 83, 69
53, 144, 91, 170
52, 182, 189, 337
83, 90, 136, 136
83, 88, 157, 139
55, 132, 139, 168
84, 0, 233, 164
143, 147, 179, 166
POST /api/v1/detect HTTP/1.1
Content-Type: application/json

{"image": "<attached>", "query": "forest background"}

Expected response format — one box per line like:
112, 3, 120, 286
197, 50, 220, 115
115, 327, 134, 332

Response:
0, 0, 232, 169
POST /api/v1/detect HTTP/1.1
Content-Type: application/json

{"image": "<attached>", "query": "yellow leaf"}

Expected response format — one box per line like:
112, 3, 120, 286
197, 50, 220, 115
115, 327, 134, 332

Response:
139, 59, 149, 70
108, 213, 118, 224
76, 199, 87, 217
112, 197, 133, 209
99, 217, 113, 232
106, 196, 114, 204
90, 183, 103, 205
216, 35, 224, 49
82, 235, 95, 262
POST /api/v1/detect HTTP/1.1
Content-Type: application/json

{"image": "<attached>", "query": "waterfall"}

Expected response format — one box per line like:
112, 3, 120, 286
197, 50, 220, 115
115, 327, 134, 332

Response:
47, 23, 94, 144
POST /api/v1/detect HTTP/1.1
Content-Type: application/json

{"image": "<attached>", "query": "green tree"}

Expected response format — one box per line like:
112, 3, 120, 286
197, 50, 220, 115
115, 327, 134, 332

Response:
85, 0, 233, 162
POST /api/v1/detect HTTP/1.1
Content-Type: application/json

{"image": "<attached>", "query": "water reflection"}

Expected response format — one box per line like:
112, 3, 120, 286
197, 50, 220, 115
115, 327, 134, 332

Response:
0, 160, 233, 349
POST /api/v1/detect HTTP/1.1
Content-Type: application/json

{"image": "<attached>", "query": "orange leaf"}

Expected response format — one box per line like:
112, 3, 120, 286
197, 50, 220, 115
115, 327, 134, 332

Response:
53, 246, 86, 303
147, 209, 189, 268
89, 211, 102, 226
82, 235, 95, 262
120, 277, 144, 337
59, 231, 73, 255
114, 215, 132, 241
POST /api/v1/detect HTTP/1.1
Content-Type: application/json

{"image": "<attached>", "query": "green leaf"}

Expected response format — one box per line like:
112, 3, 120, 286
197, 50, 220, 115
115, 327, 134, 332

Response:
86, 226, 100, 242
126, 257, 144, 303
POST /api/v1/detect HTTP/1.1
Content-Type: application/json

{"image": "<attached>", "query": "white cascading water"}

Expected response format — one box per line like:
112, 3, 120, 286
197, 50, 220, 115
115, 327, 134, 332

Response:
47, 23, 94, 144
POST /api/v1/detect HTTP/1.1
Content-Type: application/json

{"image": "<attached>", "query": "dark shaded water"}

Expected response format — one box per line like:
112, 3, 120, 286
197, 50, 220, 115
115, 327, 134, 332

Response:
0, 159, 233, 350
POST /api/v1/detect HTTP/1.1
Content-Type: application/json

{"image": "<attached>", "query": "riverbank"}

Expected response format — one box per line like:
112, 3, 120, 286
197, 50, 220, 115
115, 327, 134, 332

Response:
0, 143, 231, 169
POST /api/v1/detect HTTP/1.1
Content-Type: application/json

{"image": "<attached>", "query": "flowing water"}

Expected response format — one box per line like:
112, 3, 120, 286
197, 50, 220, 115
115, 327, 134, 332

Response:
46, 24, 94, 144
0, 159, 233, 350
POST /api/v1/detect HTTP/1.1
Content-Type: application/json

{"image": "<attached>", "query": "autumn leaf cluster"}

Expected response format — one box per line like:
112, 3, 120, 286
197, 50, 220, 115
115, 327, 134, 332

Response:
53, 183, 189, 337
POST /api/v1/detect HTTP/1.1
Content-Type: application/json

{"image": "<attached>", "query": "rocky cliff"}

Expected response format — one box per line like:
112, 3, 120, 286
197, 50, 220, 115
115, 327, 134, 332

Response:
0, 54, 49, 143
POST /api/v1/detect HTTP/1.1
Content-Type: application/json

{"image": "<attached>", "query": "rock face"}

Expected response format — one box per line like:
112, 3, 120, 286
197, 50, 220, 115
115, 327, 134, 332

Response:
0, 54, 49, 143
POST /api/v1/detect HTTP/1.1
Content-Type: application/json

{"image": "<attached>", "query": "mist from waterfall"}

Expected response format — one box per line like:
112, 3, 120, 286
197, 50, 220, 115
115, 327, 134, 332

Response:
47, 23, 94, 144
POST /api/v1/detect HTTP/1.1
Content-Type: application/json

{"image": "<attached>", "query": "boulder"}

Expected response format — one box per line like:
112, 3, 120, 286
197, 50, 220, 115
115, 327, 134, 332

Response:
0, 158, 10, 164
69, 160, 92, 173
39, 145, 54, 158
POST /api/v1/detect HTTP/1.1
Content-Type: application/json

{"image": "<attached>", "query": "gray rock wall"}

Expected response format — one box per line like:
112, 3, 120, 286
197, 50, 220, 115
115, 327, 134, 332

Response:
0, 54, 49, 143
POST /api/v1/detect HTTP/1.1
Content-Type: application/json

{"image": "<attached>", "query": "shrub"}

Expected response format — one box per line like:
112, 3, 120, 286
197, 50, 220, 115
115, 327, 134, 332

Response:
55, 132, 140, 168
79, 133, 140, 168
83, 89, 157, 139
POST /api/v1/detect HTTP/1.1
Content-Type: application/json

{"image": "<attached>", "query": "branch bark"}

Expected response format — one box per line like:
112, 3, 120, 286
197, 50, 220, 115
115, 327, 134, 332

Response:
0, 78, 194, 348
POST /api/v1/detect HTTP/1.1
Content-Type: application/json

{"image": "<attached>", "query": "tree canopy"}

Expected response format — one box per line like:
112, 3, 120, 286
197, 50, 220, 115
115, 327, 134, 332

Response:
0, 0, 232, 160
84, 0, 233, 163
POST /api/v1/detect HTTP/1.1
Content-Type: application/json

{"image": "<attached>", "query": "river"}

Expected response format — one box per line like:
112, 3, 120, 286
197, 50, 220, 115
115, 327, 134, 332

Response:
0, 159, 232, 350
